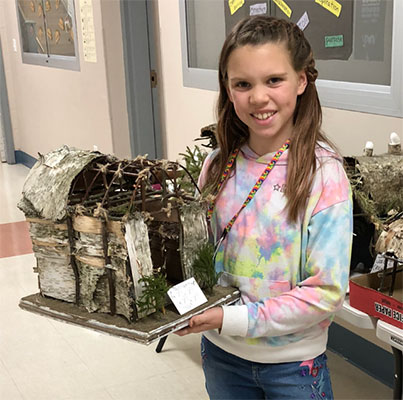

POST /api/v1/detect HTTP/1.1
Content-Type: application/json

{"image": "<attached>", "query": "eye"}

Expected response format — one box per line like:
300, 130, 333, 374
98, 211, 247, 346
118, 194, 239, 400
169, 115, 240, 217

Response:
267, 77, 282, 85
234, 81, 250, 89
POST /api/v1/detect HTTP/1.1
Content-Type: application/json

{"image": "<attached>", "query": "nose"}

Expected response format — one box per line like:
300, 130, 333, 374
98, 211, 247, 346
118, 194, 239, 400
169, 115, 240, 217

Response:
250, 85, 270, 105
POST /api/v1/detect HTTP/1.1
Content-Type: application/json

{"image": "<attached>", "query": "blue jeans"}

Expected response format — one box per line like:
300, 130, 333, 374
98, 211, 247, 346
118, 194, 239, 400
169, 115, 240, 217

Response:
201, 336, 334, 400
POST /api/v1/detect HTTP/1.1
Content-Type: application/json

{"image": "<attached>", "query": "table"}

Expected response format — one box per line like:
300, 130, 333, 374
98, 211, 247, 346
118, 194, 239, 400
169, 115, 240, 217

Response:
337, 297, 403, 400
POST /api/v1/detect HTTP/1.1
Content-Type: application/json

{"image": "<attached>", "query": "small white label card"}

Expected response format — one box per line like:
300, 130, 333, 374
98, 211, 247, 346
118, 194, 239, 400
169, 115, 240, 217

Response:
370, 253, 391, 273
168, 277, 208, 315
297, 11, 310, 31
250, 3, 267, 16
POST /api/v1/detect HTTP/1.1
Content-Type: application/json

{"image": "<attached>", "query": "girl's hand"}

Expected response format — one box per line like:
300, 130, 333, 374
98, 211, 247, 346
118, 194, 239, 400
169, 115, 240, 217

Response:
174, 307, 223, 336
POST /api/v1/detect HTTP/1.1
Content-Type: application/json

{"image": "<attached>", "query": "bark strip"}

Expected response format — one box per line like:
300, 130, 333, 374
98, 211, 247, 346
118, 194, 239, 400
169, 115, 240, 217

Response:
66, 216, 80, 305
102, 219, 116, 315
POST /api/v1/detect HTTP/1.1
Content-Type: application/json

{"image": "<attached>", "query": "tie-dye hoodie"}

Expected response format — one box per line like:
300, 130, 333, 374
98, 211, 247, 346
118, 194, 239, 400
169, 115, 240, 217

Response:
199, 143, 353, 363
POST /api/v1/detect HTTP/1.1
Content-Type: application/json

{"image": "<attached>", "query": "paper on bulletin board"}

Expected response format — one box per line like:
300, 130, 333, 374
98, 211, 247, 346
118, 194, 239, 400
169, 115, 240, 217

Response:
228, 0, 245, 15
79, 0, 97, 62
273, 0, 292, 18
250, 3, 267, 16
297, 11, 310, 31
315, 0, 342, 18
325, 34, 344, 48
224, 0, 268, 36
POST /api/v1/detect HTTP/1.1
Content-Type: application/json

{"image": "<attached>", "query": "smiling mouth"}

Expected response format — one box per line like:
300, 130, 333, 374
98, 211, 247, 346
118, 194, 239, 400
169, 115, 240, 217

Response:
252, 111, 276, 120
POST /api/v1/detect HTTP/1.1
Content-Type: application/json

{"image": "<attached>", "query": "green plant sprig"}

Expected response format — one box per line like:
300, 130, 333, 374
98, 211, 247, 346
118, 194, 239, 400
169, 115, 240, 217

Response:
178, 145, 208, 194
136, 273, 170, 315
192, 242, 222, 295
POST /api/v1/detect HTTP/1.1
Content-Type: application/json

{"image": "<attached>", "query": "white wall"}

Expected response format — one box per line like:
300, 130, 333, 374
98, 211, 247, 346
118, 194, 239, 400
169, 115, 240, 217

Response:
156, 0, 218, 161
323, 108, 402, 156
0, 0, 129, 159
156, 0, 402, 161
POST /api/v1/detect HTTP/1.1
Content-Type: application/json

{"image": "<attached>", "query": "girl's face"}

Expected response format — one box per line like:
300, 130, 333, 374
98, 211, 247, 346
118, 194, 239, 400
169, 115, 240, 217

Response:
226, 43, 307, 155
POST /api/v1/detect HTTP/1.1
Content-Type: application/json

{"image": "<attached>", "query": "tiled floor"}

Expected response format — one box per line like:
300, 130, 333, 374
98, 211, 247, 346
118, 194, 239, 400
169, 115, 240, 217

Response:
0, 161, 393, 400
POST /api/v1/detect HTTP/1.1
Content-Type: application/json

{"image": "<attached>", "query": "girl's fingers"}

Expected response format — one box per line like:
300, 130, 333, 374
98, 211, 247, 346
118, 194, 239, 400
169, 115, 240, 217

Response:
174, 328, 189, 336
175, 308, 223, 335
190, 314, 203, 327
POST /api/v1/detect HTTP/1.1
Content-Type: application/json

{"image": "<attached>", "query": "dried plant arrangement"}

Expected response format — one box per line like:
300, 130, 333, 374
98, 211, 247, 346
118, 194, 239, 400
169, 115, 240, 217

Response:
177, 123, 218, 193
344, 154, 403, 231
344, 153, 403, 272
375, 218, 403, 260
196, 123, 218, 149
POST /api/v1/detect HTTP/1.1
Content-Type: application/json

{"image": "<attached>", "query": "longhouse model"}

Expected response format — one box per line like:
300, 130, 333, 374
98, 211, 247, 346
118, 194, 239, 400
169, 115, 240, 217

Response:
18, 146, 209, 323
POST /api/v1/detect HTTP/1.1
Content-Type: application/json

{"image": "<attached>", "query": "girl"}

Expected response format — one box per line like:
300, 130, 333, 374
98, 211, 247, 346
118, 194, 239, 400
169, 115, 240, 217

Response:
177, 16, 353, 400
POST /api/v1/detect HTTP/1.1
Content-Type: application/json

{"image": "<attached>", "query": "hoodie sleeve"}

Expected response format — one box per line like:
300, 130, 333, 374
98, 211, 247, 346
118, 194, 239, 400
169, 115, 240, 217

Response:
221, 157, 353, 338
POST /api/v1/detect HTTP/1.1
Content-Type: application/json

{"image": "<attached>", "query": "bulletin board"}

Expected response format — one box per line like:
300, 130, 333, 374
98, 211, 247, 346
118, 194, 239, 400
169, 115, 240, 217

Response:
17, 0, 75, 56
272, 0, 354, 60
224, 0, 354, 61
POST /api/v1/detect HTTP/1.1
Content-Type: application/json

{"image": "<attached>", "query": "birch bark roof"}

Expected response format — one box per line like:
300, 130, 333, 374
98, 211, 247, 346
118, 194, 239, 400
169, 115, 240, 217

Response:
18, 146, 108, 221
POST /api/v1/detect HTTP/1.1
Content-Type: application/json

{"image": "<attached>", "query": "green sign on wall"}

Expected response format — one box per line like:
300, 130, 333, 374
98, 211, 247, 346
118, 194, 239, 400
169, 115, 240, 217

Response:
325, 35, 344, 48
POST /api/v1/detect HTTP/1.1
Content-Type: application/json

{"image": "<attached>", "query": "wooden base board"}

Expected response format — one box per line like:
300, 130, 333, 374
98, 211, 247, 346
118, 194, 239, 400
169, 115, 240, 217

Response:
19, 286, 240, 345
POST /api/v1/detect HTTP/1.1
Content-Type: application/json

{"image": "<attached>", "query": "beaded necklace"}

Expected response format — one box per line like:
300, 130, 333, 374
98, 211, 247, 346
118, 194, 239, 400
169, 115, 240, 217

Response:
208, 139, 290, 260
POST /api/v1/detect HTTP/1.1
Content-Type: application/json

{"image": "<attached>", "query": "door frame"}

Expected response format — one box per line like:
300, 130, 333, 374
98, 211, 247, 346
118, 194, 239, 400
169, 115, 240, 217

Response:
0, 35, 15, 164
120, 0, 163, 159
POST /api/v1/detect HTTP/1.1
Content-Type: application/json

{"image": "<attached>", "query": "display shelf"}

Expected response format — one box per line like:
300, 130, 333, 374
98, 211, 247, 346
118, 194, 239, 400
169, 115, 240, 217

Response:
336, 296, 377, 329
337, 294, 402, 400
377, 320, 403, 352
377, 320, 403, 400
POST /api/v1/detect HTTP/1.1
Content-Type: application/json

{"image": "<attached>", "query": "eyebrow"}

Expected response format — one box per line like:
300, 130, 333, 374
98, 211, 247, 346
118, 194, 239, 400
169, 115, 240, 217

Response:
229, 73, 288, 83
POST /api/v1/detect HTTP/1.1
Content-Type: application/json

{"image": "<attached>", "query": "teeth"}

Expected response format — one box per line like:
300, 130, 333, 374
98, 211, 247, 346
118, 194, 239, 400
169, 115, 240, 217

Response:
253, 112, 275, 120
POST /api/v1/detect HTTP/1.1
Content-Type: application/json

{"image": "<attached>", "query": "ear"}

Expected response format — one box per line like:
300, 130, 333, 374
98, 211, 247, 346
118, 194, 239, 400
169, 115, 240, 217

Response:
297, 71, 308, 95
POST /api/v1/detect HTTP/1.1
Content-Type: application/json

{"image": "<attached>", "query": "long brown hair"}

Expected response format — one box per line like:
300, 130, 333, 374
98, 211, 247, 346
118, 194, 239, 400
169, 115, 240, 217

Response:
204, 16, 335, 223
